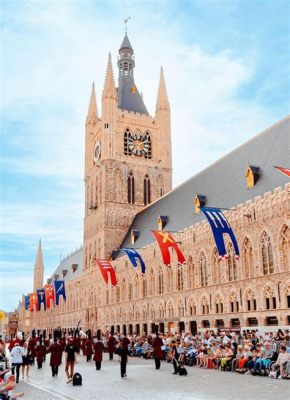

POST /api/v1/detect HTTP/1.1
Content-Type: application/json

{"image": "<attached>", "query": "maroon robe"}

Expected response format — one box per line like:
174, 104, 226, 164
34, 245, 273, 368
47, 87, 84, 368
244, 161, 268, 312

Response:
152, 337, 163, 359
48, 343, 63, 367
83, 339, 93, 356
93, 342, 105, 362
35, 344, 46, 363
108, 336, 117, 353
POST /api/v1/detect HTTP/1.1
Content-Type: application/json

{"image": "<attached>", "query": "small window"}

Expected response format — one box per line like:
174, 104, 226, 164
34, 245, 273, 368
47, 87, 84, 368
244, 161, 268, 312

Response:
266, 298, 270, 310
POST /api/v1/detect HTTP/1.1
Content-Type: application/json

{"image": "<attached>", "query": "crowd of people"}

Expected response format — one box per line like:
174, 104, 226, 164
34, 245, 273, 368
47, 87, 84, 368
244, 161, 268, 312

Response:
0, 327, 289, 399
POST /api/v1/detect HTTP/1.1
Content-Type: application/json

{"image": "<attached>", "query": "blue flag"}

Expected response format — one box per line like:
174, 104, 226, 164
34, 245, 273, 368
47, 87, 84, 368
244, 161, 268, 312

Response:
37, 289, 46, 311
200, 207, 240, 259
120, 248, 146, 273
54, 280, 66, 305
24, 295, 30, 310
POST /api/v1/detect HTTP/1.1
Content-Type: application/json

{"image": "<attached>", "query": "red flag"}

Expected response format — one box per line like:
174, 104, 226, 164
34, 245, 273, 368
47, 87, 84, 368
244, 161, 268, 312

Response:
274, 166, 290, 177
44, 284, 55, 308
29, 293, 38, 312
151, 230, 186, 266
95, 260, 117, 286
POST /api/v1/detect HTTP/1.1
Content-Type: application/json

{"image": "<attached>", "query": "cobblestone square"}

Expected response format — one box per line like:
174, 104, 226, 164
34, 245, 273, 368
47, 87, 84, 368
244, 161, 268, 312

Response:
13, 355, 289, 400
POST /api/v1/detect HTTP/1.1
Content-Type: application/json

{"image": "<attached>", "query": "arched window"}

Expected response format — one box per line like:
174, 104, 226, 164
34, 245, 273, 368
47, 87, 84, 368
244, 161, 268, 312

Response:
178, 300, 185, 316
201, 297, 209, 315
149, 270, 155, 296
142, 278, 147, 298
127, 172, 135, 204
280, 225, 290, 271
158, 268, 164, 295
264, 286, 277, 310
211, 248, 219, 284
143, 175, 151, 205
227, 243, 238, 281
124, 128, 132, 155
128, 279, 133, 300
156, 175, 164, 198
168, 303, 174, 318
187, 256, 194, 289
243, 238, 254, 278
199, 252, 208, 287
116, 286, 120, 302
167, 269, 173, 292
245, 289, 257, 311
177, 266, 184, 291
121, 279, 126, 301
144, 132, 152, 159
115, 169, 123, 203
189, 299, 196, 316
261, 232, 274, 275
95, 177, 98, 208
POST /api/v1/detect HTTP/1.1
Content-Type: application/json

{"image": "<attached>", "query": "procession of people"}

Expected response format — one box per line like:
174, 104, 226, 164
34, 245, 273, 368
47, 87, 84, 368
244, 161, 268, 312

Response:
0, 327, 289, 399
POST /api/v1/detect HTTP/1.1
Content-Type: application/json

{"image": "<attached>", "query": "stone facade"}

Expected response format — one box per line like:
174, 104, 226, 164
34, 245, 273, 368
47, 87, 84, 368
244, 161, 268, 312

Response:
27, 34, 290, 335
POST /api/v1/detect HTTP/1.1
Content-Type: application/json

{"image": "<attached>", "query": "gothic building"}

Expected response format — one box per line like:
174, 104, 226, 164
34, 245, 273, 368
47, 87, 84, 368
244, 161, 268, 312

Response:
23, 33, 290, 335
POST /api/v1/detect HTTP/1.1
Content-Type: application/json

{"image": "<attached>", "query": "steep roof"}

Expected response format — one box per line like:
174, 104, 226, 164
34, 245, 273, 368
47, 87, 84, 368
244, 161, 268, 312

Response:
120, 34, 133, 51
48, 248, 83, 284
117, 78, 148, 115
120, 115, 290, 249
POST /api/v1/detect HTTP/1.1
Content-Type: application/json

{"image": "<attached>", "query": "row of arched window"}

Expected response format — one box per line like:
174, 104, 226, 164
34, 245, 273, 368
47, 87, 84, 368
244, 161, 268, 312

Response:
128, 172, 151, 205
96, 283, 290, 323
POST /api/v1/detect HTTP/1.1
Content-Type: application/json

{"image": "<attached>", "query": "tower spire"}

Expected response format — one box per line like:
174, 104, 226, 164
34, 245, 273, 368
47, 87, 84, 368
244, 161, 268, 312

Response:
87, 82, 98, 121
35, 239, 44, 267
33, 239, 44, 292
102, 53, 117, 101
155, 67, 170, 114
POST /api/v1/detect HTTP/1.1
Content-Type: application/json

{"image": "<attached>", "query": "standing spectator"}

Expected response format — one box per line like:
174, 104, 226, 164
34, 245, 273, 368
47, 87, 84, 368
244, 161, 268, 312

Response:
10, 343, 24, 383
48, 337, 63, 377
119, 340, 128, 378
171, 341, 179, 375
64, 337, 77, 383
21, 342, 31, 379
152, 332, 163, 370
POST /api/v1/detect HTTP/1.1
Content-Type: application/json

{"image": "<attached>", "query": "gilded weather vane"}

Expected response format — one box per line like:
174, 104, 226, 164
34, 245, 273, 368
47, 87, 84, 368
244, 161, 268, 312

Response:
124, 16, 131, 34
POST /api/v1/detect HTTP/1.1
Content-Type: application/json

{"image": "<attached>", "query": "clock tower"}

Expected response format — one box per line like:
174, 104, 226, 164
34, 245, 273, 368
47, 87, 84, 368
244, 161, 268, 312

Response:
83, 33, 172, 268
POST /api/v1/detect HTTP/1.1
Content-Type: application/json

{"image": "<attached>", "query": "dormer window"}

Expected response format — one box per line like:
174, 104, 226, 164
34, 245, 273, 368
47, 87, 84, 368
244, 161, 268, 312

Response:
157, 216, 168, 230
246, 165, 260, 189
62, 269, 68, 278
131, 230, 140, 244
71, 264, 78, 273
194, 194, 206, 214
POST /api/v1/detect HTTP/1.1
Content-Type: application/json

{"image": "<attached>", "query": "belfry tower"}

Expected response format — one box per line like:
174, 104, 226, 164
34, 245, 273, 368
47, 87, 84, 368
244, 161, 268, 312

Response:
83, 32, 172, 266
33, 239, 44, 292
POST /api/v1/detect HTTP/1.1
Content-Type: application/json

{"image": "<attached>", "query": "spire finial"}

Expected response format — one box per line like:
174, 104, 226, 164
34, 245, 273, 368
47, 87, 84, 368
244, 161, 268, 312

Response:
124, 16, 131, 34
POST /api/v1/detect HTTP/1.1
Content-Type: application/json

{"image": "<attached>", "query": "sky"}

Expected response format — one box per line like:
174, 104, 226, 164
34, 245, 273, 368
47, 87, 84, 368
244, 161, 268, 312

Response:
0, 0, 289, 311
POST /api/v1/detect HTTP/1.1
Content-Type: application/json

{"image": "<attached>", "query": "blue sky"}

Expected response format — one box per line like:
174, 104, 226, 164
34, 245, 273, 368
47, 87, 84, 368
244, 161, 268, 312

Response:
1, 0, 289, 311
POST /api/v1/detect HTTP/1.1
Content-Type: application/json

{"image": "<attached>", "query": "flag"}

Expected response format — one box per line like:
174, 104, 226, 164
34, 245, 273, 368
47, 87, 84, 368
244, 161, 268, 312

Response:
54, 280, 66, 306
151, 230, 186, 266
200, 207, 239, 259
29, 293, 38, 312
24, 295, 30, 310
120, 248, 146, 273
274, 166, 290, 177
37, 289, 46, 311
44, 284, 55, 308
95, 260, 117, 286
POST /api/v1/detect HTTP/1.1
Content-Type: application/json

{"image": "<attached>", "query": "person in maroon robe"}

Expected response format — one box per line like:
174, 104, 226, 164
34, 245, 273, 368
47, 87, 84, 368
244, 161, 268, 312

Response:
108, 334, 117, 361
48, 337, 63, 377
152, 332, 163, 370
35, 337, 46, 369
83, 333, 94, 362
93, 338, 105, 371
28, 333, 37, 365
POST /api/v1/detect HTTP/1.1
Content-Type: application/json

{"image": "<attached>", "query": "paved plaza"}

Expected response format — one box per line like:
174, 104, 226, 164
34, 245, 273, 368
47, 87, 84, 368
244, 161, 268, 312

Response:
12, 355, 289, 400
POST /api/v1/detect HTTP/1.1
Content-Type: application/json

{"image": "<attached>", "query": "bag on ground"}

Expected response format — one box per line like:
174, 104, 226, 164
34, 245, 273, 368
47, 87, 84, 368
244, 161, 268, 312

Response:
177, 364, 188, 376
72, 372, 82, 386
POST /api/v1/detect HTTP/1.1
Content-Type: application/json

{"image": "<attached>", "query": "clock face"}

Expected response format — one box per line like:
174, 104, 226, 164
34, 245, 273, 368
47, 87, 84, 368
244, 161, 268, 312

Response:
128, 133, 150, 156
94, 141, 101, 162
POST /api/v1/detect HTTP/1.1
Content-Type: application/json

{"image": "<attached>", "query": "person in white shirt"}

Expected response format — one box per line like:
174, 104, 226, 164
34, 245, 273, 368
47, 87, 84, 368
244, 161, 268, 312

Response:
10, 343, 24, 383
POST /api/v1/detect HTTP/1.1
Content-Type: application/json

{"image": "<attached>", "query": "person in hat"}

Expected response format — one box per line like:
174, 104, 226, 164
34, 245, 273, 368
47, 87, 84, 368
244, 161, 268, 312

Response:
152, 332, 163, 370
48, 335, 63, 377
93, 334, 105, 371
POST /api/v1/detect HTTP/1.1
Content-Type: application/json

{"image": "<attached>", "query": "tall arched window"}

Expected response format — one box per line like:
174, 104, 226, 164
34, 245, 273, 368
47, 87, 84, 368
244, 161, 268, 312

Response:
128, 279, 133, 300
280, 225, 290, 271
167, 269, 173, 292
187, 256, 194, 289
144, 132, 152, 159
211, 248, 219, 284
127, 172, 135, 204
115, 169, 123, 203
156, 175, 164, 198
158, 268, 164, 295
261, 232, 274, 275
199, 252, 208, 287
149, 270, 155, 296
177, 267, 184, 291
95, 177, 99, 208
227, 243, 238, 281
243, 237, 254, 278
124, 128, 132, 155
142, 278, 147, 298
143, 175, 151, 205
